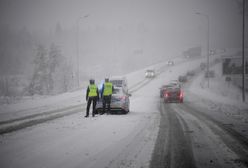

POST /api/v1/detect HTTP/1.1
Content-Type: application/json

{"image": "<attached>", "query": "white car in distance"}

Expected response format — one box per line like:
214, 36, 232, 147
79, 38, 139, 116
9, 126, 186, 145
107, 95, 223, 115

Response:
145, 69, 155, 78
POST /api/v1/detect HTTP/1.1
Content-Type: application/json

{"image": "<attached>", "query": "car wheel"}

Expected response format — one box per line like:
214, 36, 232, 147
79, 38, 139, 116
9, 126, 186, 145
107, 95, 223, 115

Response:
123, 110, 128, 114
95, 110, 99, 115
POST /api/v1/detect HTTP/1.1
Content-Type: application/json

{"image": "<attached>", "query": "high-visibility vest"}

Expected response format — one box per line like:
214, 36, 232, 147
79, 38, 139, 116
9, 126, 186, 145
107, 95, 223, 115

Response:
88, 84, 97, 97
103, 82, 113, 96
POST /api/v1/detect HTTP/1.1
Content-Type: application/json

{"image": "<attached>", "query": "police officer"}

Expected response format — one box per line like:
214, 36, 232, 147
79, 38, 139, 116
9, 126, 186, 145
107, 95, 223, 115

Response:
101, 78, 114, 115
85, 79, 99, 117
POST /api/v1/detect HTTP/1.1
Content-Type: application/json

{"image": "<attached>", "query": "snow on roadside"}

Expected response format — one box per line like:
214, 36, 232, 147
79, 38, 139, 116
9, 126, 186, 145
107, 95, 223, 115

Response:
0, 90, 86, 121
189, 63, 248, 106
187, 62, 248, 137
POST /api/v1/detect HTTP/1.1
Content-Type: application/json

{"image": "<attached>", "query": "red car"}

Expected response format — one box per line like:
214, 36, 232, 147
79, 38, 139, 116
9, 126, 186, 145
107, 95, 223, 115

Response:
163, 86, 183, 103
160, 84, 174, 98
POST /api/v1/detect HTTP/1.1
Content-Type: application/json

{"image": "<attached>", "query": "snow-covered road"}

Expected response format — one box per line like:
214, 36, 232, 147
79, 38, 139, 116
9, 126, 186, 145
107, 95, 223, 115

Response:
0, 56, 248, 168
151, 100, 248, 168
150, 60, 248, 168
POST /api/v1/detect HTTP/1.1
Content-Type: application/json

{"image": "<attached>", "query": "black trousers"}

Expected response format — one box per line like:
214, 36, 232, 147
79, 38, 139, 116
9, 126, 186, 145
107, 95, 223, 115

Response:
86, 97, 97, 117
102, 95, 111, 114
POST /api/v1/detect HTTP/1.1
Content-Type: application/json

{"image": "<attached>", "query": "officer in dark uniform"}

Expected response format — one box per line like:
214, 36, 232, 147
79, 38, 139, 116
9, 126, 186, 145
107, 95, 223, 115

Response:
101, 78, 114, 115
85, 79, 99, 117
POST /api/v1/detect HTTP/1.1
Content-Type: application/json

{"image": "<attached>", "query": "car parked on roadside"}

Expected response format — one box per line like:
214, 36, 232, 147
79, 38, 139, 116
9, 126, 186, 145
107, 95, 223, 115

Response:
96, 86, 130, 114
110, 76, 128, 93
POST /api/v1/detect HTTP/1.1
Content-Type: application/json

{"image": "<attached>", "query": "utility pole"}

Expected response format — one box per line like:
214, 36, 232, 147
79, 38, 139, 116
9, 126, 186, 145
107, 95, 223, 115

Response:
207, 14, 210, 88
76, 14, 89, 89
196, 12, 210, 88
242, 0, 246, 102
76, 18, 80, 89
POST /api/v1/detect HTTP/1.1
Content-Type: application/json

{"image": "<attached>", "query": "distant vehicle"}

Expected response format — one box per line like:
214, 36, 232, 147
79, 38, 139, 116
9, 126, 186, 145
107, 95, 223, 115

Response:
214, 58, 221, 63
200, 62, 206, 70
145, 69, 155, 78
110, 76, 128, 93
186, 70, 195, 76
178, 75, 187, 83
167, 60, 174, 66
205, 70, 215, 78
163, 86, 183, 103
169, 80, 180, 87
96, 87, 130, 114
183, 46, 202, 58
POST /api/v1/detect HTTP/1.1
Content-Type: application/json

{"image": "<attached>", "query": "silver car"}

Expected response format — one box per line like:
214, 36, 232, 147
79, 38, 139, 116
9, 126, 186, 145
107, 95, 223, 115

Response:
110, 76, 128, 93
96, 87, 130, 114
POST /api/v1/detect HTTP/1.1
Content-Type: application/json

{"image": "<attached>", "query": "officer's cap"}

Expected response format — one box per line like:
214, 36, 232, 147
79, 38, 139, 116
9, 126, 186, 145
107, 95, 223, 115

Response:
89, 79, 95, 84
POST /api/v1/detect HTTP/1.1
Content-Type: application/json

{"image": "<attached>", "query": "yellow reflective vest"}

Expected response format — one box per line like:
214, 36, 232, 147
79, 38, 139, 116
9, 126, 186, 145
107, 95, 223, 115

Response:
103, 82, 113, 96
88, 84, 97, 97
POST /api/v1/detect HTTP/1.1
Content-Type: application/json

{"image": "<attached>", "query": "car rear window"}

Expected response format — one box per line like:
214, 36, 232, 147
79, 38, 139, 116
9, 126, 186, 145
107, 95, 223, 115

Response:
110, 80, 123, 87
167, 87, 180, 92
113, 87, 123, 94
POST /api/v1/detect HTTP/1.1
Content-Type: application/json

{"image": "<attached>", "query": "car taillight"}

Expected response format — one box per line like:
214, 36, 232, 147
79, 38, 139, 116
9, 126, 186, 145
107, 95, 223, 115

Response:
164, 92, 169, 97
179, 91, 183, 98
121, 96, 126, 101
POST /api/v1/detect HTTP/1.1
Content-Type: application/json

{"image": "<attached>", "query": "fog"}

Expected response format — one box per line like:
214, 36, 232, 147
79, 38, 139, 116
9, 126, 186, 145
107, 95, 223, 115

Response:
0, 0, 245, 96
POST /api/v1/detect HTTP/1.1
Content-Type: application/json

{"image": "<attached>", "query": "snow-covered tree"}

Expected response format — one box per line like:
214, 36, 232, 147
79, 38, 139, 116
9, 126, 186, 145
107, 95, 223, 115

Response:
48, 44, 73, 94
47, 43, 61, 92
28, 45, 49, 95
61, 62, 73, 92
28, 43, 73, 95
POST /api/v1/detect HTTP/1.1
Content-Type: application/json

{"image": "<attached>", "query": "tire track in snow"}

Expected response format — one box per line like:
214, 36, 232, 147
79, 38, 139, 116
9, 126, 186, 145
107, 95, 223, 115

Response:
0, 104, 85, 135
173, 104, 241, 167
178, 103, 248, 167
150, 100, 196, 168
80, 111, 160, 168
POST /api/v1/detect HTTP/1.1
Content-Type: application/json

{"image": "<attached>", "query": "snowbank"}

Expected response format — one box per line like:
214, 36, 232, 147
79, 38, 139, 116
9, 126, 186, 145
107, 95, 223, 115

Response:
189, 62, 248, 107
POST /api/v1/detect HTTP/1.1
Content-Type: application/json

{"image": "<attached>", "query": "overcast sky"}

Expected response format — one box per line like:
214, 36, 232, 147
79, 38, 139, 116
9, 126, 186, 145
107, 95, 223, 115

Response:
0, 0, 243, 49
0, 0, 240, 29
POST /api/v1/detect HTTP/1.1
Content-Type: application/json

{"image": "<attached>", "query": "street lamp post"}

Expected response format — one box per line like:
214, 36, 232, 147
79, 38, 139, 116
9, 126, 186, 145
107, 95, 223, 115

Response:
196, 12, 210, 88
242, 0, 246, 102
76, 14, 89, 88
